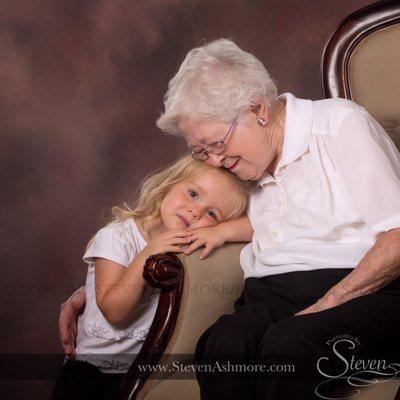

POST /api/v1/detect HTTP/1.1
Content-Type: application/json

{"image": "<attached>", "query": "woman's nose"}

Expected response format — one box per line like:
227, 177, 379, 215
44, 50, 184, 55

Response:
206, 153, 225, 168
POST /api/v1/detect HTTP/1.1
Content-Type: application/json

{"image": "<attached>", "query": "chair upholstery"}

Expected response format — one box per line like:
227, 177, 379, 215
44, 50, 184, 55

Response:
348, 24, 400, 149
321, 0, 400, 150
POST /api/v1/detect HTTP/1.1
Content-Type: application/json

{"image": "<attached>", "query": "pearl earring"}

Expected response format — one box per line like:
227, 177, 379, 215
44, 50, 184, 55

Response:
257, 117, 266, 126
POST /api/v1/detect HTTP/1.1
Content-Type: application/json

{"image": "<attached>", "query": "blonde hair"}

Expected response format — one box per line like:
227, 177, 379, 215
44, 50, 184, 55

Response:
157, 38, 278, 135
112, 155, 253, 229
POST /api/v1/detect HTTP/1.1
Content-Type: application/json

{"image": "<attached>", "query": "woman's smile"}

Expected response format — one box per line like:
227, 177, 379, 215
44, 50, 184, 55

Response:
227, 159, 240, 171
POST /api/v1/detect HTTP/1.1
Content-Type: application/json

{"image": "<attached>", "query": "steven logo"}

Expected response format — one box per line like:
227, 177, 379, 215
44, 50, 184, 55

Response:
315, 337, 400, 399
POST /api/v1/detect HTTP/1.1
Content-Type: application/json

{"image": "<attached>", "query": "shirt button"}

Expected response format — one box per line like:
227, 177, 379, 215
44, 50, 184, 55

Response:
271, 229, 281, 240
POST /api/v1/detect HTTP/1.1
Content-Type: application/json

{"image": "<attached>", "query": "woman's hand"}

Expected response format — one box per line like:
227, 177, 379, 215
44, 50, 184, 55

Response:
295, 292, 342, 316
184, 225, 227, 259
58, 286, 86, 357
142, 229, 194, 258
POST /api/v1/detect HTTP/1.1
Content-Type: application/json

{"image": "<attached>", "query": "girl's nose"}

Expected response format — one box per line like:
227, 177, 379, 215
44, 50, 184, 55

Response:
188, 205, 202, 220
206, 153, 225, 168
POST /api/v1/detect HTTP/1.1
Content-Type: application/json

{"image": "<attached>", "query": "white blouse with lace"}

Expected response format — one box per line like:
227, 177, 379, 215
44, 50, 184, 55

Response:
74, 218, 159, 373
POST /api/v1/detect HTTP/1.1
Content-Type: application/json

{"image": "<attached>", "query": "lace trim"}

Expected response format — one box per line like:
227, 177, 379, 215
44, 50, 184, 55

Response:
85, 323, 149, 341
76, 354, 133, 371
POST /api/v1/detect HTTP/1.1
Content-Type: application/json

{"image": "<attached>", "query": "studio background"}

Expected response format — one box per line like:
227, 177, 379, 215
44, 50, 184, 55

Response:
0, 0, 374, 397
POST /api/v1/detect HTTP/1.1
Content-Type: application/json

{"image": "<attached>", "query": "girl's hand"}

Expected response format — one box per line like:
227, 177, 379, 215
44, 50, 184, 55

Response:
184, 225, 227, 259
142, 229, 194, 258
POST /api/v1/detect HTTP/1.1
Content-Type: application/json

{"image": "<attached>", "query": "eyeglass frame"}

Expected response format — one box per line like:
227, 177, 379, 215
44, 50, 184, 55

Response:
190, 113, 239, 160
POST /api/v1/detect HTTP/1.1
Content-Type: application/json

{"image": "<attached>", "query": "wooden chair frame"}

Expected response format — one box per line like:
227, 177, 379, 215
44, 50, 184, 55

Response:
117, 253, 184, 400
321, 0, 400, 99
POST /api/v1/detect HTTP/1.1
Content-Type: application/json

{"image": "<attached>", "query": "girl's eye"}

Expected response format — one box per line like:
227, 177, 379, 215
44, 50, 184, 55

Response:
188, 189, 198, 199
207, 210, 217, 220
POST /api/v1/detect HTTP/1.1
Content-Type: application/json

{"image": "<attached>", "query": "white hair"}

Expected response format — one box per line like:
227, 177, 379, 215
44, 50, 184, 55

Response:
156, 38, 278, 135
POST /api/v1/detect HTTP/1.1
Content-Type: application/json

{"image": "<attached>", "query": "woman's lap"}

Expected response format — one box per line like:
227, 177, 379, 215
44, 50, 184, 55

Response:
196, 269, 400, 399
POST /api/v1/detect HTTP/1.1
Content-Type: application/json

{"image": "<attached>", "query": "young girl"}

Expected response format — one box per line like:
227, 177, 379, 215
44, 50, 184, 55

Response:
52, 155, 253, 399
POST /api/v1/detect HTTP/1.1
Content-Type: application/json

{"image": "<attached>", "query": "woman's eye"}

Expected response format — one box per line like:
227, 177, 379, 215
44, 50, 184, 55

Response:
207, 210, 217, 220
188, 189, 198, 198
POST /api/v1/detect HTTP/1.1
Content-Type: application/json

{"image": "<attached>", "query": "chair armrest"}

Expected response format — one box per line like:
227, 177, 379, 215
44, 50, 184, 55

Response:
136, 243, 247, 400
117, 253, 185, 400
118, 243, 247, 400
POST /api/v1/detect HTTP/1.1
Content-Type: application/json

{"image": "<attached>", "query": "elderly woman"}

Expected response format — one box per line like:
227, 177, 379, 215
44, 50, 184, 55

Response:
60, 39, 400, 399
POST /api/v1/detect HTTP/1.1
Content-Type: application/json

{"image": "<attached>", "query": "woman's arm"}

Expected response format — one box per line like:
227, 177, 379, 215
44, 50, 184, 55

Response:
58, 286, 86, 357
297, 227, 400, 315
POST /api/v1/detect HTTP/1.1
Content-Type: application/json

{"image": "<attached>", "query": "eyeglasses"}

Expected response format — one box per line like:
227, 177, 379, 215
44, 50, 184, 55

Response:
191, 113, 239, 161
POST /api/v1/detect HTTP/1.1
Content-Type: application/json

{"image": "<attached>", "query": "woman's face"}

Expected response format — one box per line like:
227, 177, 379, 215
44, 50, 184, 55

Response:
178, 110, 278, 181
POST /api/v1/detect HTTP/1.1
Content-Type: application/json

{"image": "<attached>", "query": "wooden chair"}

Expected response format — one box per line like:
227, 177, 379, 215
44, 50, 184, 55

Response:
117, 1, 400, 398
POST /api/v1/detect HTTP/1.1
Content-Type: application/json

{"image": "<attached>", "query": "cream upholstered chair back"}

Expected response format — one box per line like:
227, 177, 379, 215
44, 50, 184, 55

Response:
321, 0, 400, 150
348, 24, 400, 149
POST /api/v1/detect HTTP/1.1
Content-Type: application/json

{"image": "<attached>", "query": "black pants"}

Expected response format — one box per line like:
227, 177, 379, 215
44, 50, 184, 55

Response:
195, 269, 400, 400
51, 359, 124, 400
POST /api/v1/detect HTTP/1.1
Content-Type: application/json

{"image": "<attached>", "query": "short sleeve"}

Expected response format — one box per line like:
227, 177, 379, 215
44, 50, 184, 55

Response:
83, 224, 131, 267
326, 107, 400, 234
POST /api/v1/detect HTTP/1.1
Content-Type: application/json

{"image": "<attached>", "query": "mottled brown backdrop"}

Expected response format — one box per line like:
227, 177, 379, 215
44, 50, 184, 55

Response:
0, 0, 374, 397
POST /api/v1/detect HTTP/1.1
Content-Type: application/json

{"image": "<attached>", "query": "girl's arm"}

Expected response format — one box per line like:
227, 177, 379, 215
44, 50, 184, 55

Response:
185, 215, 253, 259
220, 215, 253, 242
95, 229, 193, 328
95, 252, 148, 328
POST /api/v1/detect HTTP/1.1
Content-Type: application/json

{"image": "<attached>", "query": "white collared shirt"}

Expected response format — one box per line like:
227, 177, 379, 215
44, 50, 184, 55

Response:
240, 93, 400, 278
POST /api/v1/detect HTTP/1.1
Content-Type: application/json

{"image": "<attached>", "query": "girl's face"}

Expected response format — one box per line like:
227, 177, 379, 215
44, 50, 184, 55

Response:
160, 169, 242, 230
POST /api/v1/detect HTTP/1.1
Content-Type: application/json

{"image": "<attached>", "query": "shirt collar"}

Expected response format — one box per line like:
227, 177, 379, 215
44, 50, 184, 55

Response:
258, 92, 313, 187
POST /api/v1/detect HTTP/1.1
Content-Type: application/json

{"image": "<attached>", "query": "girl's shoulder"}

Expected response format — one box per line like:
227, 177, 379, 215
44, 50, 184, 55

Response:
84, 218, 147, 267
101, 218, 145, 242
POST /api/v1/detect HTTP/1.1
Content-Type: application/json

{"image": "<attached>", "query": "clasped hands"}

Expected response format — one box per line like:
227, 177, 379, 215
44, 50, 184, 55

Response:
178, 225, 227, 260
